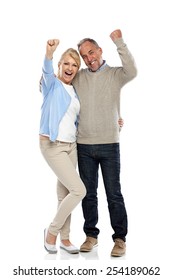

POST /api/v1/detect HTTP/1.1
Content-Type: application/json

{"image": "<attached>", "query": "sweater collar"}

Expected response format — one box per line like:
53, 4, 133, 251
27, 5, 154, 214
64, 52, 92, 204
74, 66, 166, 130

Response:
87, 60, 107, 73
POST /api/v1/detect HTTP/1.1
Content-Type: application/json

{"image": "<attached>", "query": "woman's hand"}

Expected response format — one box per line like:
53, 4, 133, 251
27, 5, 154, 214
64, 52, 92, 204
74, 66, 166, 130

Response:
46, 39, 60, 59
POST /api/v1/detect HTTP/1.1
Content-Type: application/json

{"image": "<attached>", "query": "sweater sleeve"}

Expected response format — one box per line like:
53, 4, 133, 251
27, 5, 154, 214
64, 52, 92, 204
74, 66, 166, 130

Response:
41, 57, 55, 96
113, 38, 137, 86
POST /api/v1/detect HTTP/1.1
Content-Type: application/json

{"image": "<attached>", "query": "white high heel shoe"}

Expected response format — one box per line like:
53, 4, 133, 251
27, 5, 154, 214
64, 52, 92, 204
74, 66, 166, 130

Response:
44, 228, 57, 254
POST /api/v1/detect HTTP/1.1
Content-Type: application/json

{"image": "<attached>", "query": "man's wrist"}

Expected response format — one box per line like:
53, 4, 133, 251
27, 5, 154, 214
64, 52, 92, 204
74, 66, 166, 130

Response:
113, 37, 124, 48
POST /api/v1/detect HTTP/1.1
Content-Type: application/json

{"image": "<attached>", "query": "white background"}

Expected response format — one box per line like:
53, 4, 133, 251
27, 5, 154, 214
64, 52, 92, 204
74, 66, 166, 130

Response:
0, 0, 173, 279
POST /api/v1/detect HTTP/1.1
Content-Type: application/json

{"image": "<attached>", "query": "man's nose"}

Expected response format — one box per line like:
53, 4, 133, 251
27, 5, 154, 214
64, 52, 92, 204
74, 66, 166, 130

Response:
87, 55, 92, 62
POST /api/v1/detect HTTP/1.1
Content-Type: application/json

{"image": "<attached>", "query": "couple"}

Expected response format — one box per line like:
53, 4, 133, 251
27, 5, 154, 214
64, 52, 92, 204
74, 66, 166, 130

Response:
39, 28, 137, 257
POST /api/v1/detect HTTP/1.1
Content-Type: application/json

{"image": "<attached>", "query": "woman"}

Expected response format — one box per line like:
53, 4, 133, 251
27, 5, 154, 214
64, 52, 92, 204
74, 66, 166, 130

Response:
39, 39, 86, 254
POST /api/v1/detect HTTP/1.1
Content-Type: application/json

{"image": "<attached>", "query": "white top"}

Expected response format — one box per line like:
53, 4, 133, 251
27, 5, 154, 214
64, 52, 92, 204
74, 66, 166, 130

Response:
57, 82, 80, 142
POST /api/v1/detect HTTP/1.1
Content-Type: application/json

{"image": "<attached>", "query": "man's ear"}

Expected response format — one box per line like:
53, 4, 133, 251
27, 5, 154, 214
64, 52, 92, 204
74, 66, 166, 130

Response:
99, 47, 103, 55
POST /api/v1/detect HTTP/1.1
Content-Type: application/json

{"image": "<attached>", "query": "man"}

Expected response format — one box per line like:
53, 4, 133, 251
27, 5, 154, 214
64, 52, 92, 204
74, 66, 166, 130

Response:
72, 29, 137, 257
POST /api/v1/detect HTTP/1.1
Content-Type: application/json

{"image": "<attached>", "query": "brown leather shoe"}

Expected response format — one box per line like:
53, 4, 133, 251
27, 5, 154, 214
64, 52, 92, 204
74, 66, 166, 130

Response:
80, 236, 98, 252
111, 238, 126, 257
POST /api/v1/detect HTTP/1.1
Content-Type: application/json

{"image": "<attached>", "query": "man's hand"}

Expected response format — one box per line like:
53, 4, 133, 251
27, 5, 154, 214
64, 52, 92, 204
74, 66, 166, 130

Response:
118, 118, 124, 129
46, 39, 60, 59
110, 29, 122, 42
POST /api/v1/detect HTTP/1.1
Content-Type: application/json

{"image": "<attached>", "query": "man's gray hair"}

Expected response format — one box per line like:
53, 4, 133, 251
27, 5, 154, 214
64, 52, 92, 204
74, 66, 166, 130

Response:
77, 38, 100, 50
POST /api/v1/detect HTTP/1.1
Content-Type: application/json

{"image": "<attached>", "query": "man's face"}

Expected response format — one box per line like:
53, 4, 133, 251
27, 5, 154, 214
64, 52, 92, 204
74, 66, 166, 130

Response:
79, 41, 103, 72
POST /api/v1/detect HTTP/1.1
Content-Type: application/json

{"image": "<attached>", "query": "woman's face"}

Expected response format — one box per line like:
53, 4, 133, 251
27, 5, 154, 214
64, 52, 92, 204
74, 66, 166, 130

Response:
58, 54, 79, 84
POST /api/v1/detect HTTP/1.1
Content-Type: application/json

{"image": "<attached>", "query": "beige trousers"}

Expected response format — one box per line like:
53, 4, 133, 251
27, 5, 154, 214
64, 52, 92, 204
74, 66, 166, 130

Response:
40, 138, 86, 239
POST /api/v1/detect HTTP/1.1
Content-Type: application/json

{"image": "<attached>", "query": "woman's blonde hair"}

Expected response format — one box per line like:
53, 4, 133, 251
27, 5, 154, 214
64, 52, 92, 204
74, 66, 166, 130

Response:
59, 48, 81, 69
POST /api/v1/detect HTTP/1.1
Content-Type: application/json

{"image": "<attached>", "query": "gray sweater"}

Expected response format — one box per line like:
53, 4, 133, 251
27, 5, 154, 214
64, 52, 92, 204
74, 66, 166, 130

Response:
73, 38, 137, 144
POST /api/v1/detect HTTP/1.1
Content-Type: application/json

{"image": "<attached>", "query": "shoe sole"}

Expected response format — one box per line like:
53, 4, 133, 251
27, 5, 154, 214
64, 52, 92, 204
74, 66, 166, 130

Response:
44, 245, 57, 254
111, 252, 125, 257
60, 246, 79, 254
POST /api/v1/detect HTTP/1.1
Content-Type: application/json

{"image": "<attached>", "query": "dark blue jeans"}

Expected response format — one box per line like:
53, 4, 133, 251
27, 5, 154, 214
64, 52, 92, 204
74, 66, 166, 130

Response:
77, 143, 127, 242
